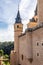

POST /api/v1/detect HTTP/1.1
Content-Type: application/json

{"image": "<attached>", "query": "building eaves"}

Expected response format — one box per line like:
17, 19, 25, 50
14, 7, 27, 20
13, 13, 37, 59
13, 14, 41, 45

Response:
19, 23, 43, 38
26, 23, 43, 32
19, 33, 26, 37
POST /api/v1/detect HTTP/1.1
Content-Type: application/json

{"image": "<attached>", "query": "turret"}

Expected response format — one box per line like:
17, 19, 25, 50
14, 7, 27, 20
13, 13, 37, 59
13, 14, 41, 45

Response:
14, 9, 23, 65
27, 6, 38, 28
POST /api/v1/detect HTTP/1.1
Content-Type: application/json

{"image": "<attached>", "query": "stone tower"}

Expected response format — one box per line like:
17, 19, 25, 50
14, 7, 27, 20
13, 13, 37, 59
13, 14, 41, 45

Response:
14, 9, 23, 65
38, 0, 43, 24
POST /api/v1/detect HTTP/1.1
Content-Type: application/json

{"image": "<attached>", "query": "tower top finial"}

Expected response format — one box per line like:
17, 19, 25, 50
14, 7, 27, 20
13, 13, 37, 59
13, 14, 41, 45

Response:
18, 2, 19, 11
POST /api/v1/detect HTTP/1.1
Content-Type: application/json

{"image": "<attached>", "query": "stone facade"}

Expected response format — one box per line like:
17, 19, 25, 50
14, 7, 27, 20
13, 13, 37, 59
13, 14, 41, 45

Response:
10, 50, 16, 65
38, 0, 43, 23
18, 25, 43, 65
14, 23, 23, 65
10, 0, 43, 65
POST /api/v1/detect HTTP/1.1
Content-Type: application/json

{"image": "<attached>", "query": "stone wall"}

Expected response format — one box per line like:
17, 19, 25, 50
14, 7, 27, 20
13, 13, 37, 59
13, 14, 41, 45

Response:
32, 27, 43, 65
19, 31, 33, 65
38, 0, 43, 23
18, 27, 43, 65
10, 50, 16, 65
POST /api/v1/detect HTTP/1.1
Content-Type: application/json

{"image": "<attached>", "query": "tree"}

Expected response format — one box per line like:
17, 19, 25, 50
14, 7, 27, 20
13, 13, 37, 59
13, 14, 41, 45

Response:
0, 49, 4, 57
0, 41, 14, 55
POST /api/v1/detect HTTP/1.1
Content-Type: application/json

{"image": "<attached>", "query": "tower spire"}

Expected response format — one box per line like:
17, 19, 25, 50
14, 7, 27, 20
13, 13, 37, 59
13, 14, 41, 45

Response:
15, 2, 22, 23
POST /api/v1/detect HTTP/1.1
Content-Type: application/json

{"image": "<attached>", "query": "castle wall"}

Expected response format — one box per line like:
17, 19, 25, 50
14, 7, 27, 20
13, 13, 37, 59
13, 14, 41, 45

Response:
19, 34, 28, 65
38, 0, 43, 23
26, 32, 33, 59
32, 27, 43, 65
19, 32, 33, 65
18, 27, 43, 65
19, 34, 27, 65
10, 50, 16, 65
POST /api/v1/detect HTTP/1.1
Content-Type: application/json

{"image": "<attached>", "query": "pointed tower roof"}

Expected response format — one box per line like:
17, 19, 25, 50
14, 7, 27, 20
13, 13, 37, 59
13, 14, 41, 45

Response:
15, 9, 22, 23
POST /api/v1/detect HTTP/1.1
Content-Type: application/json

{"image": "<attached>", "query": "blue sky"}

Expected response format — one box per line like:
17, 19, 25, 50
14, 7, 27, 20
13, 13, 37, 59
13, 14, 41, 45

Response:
0, 0, 37, 42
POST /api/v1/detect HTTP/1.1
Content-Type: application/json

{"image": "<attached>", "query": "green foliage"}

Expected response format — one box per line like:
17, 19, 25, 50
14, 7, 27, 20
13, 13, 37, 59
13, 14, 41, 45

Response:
0, 41, 14, 65
0, 50, 10, 65
0, 41, 14, 55
0, 49, 4, 56
4, 54, 9, 58
3, 54, 9, 59
3, 61, 10, 65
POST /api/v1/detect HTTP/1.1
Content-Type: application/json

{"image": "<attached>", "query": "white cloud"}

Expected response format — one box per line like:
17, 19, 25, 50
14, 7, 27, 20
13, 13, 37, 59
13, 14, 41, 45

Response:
0, 24, 14, 42
20, 0, 37, 24
0, 0, 37, 42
